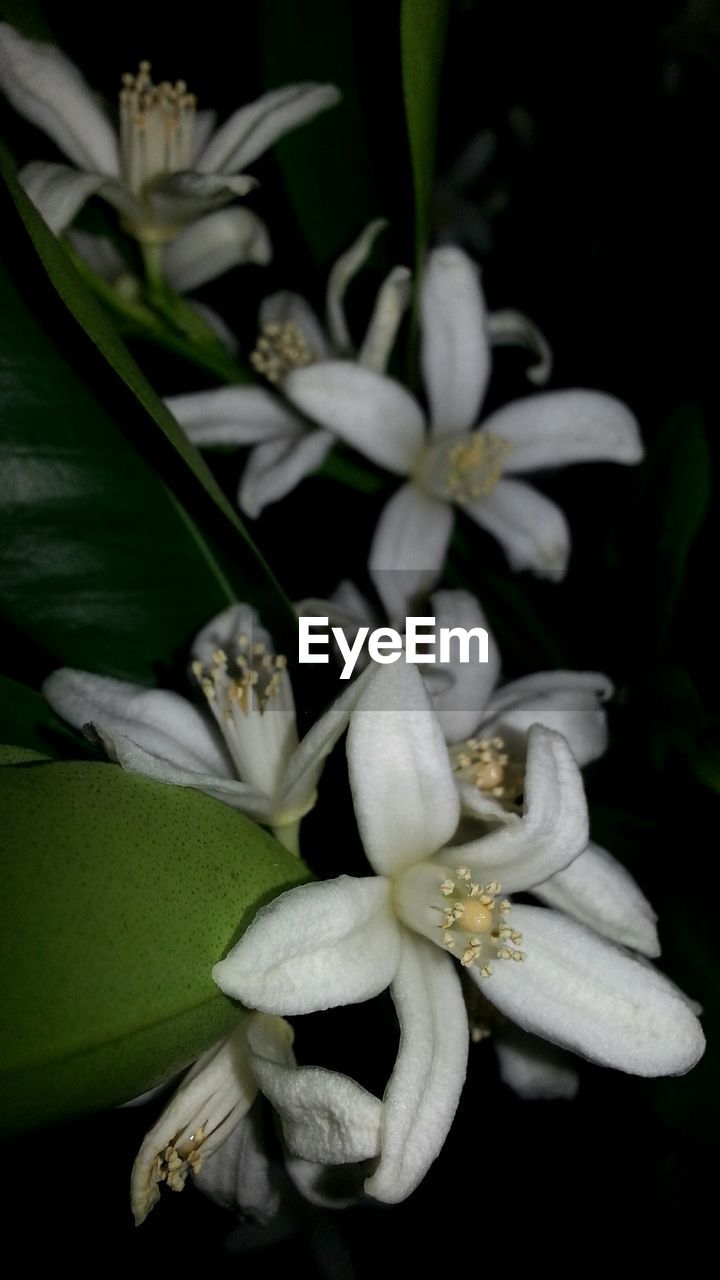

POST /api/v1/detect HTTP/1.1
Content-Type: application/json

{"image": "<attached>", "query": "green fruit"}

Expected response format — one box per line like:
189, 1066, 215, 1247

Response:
0, 757, 308, 1135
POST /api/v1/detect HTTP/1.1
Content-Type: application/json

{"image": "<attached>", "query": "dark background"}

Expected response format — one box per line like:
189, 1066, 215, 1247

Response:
1, 0, 718, 1269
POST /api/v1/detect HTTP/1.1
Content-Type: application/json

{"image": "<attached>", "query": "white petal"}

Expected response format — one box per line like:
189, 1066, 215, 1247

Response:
20, 161, 105, 235
365, 934, 468, 1203
326, 218, 387, 352
482, 670, 613, 767
358, 266, 412, 373
43, 668, 230, 776
486, 309, 553, 386
167, 385, 302, 448
347, 662, 460, 876
194, 1104, 280, 1223
68, 228, 127, 280
239, 430, 333, 518
197, 83, 341, 174
163, 208, 272, 293
368, 484, 454, 622
249, 1036, 382, 1164
130, 1021, 257, 1224
284, 362, 425, 474
259, 291, 329, 357
495, 1032, 579, 1099
420, 245, 490, 435
284, 1154, 367, 1209
147, 171, 257, 228
449, 724, 588, 892
465, 476, 570, 580
279, 665, 374, 822
192, 109, 217, 161
213, 876, 401, 1014
0, 24, 119, 174
484, 390, 643, 472
427, 588, 500, 742
482, 905, 705, 1076
533, 841, 659, 957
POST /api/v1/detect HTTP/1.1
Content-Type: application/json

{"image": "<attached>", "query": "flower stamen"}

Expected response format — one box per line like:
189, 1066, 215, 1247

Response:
120, 61, 196, 197
251, 322, 314, 383
451, 736, 525, 807
436, 871, 526, 975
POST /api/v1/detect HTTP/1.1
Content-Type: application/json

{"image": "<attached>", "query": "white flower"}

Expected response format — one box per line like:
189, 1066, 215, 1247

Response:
213, 662, 704, 1202
167, 219, 411, 518
281, 245, 643, 615
0, 23, 338, 257
43, 603, 363, 848
131, 1012, 382, 1225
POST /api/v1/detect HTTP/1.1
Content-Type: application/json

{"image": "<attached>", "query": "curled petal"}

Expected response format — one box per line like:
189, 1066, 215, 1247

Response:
482, 670, 613, 767
20, 161, 105, 235
163, 207, 272, 293
365, 935, 468, 1203
213, 876, 401, 1015
487, 309, 553, 386
481, 905, 705, 1076
465, 477, 570, 580
197, 83, 340, 174
239, 430, 334, 518
326, 218, 388, 352
533, 841, 660, 958
358, 266, 412, 373
147, 171, 256, 229
484, 389, 643, 472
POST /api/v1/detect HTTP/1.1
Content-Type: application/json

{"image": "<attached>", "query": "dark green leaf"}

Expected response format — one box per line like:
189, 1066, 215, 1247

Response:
0, 759, 308, 1134
400, 0, 449, 268
0, 674, 88, 757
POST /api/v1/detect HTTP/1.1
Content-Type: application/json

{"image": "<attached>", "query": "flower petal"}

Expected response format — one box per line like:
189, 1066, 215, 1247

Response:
259, 291, 329, 357
192, 602, 275, 666
130, 1021, 258, 1224
147, 171, 257, 229
279, 665, 374, 821
347, 661, 460, 876
326, 218, 387, 352
194, 1103, 281, 1223
365, 934, 468, 1203
43, 667, 230, 776
249, 1023, 382, 1164
426, 588, 500, 742
484, 390, 643, 472
358, 266, 412, 373
213, 876, 401, 1014
163, 207, 272, 293
284, 362, 425, 473
449, 724, 588, 892
20, 161, 106, 235
482, 905, 705, 1076
465, 476, 570, 580
533, 841, 660, 957
486, 309, 553, 386
167, 385, 302, 448
482, 670, 613, 766
369, 483, 454, 622
239, 430, 334, 518
420, 245, 490, 435
68, 228, 127, 280
0, 23, 119, 174
197, 83, 341, 174
495, 1030, 579, 1099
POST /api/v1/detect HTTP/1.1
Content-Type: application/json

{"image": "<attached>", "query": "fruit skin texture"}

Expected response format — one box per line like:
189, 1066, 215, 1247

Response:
0, 758, 309, 1135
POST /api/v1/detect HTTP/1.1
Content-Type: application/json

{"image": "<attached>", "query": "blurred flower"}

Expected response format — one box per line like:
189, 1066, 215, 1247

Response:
168, 219, 411, 517
214, 663, 703, 1203
0, 23, 338, 260
43, 603, 364, 850
283, 245, 643, 616
132, 1012, 381, 1225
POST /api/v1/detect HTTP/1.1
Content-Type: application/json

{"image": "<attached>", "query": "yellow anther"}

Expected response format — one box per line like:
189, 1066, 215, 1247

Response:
250, 322, 314, 383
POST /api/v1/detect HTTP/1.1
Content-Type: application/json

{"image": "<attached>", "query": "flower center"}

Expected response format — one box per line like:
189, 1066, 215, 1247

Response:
451, 736, 524, 807
438, 867, 525, 977
250, 322, 315, 383
154, 1125, 207, 1194
415, 432, 512, 504
193, 637, 289, 719
120, 61, 196, 197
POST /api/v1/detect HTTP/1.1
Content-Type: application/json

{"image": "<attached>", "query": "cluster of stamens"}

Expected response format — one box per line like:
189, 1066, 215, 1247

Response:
445, 432, 512, 502
119, 61, 196, 197
451, 736, 524, 806
437, 867, 525, 977
250, 322, 314, 383
192, 634, 288, 718
153, 1125, 206, 1195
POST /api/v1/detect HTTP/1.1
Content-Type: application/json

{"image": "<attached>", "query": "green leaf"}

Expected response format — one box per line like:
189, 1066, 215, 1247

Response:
0, 141, 293, 651
645, 406, 711, 641
0, 759, 308, 1135
400, 0, 449, 268
258, 0, 381, 264
0, 743, 51, 765
0, 674, 87, 757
